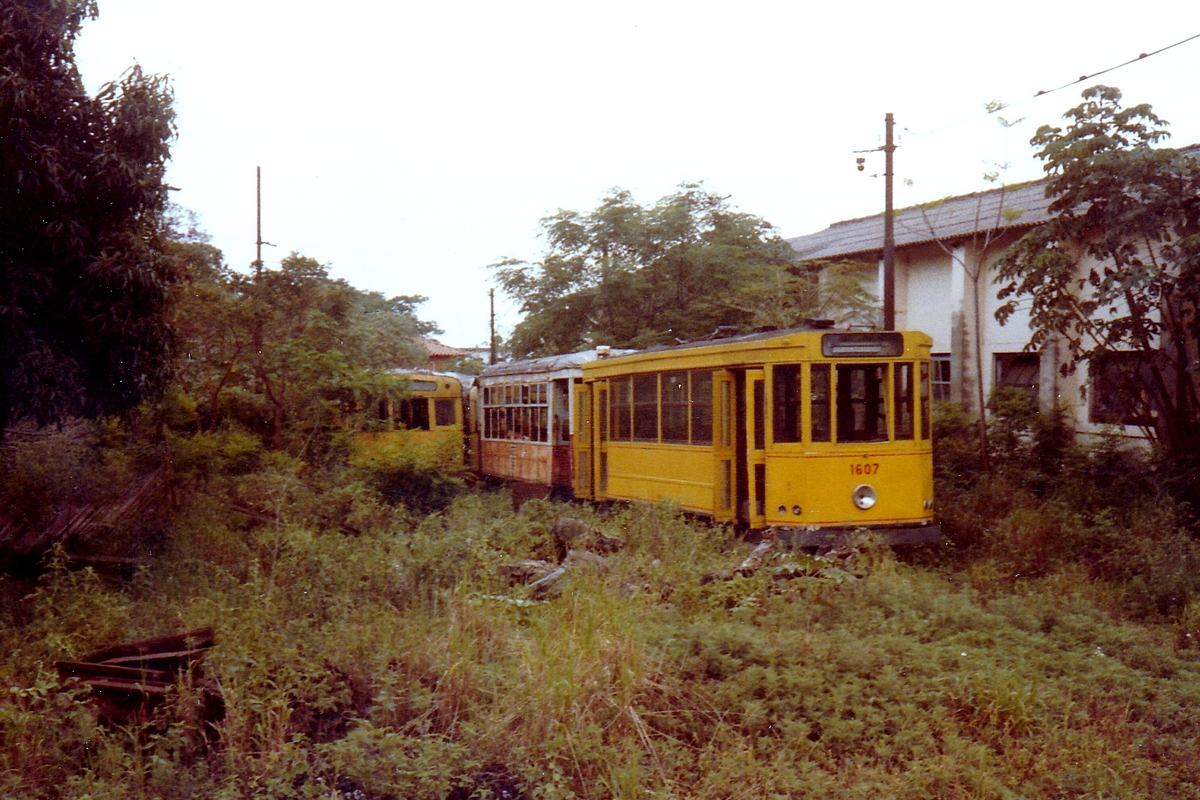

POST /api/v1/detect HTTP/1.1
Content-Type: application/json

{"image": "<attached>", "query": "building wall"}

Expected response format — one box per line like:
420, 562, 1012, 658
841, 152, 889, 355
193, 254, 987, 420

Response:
878, 237, 1093, 429
897, 246, 954, 347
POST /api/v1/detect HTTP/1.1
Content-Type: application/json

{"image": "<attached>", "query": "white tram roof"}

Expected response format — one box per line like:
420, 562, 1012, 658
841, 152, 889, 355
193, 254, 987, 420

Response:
477, 349, 635, 384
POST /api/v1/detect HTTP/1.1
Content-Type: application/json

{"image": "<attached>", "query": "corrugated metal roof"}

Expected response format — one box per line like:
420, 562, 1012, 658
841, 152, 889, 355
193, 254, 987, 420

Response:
787, 180, 1053, 261
788, 144, 1200, 262
477, 349, 636, 382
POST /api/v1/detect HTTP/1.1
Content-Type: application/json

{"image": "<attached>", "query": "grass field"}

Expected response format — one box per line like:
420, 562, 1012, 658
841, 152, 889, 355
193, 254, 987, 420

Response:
4, 465, 1200, 799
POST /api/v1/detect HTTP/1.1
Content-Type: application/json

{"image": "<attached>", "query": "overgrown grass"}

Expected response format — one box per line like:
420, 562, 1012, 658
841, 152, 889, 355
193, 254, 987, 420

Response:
931, 390, 1200, 622
4, 459, 1200, 797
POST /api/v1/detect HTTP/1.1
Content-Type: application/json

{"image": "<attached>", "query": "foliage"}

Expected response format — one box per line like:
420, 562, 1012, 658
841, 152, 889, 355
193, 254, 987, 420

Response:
6, 462, 1200, 798
493, 184, 801, 357
0, 0, 178, 432
734, 258, 881, 331
0, 422, 133, 534
995, 86, 1200, 477
933, 391, 1200, 620
348, 428, 467, 513
171, 247, 437, 452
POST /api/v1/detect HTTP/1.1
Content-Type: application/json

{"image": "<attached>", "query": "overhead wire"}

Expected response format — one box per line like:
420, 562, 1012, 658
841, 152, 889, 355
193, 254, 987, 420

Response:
896, 31, 1200, 145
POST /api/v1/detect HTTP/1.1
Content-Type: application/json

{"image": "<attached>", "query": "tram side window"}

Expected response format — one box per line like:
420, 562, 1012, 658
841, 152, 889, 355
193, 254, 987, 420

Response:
772, 365, 802, 443
811, 364, 831, 442
836, 364, 887, 443
435, 398, 457, 427
398, 398, 431, 431
920, 362, 931, 440
691, 371, 713, 446
661, 372, 688, 443
894, 363, 915, 440
481, 382, 549, 442
633, 374, 658, 442
611, 377, 632, 440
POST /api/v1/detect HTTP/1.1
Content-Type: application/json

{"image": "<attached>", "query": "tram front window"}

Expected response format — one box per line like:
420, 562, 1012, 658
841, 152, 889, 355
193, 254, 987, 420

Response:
836, 364, 887, 443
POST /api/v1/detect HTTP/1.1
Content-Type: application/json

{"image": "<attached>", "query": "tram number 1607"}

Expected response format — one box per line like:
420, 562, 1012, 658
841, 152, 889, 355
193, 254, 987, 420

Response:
850, 463, 880, 476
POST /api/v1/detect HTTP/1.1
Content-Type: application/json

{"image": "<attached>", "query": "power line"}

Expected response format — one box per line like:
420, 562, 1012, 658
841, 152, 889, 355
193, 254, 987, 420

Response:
903, 31, 1200, 144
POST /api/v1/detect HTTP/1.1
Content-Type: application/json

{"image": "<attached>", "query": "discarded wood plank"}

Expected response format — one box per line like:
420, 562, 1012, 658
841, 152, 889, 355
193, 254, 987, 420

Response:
55, 660, 175, 684
55, 627, 222, 725
80, 627, 215, 663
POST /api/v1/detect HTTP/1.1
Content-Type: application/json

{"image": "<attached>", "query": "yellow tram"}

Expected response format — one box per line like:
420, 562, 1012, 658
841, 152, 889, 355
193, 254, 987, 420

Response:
352, 371, 469, 471
573, 327, 939, 545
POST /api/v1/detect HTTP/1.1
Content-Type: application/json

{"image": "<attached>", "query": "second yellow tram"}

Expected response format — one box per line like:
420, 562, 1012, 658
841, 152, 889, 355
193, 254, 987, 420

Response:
573, 327, 940, 545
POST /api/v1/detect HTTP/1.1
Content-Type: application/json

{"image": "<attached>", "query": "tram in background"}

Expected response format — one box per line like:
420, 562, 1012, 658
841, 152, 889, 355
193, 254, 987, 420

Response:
472, 349, 631, 497
352, 371, 469, 472
572, 327, 940, 545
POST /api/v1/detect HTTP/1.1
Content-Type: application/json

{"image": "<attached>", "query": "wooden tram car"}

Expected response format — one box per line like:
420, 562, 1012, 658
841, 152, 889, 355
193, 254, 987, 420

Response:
473, 350, 628, 494
572, 328, 940, 545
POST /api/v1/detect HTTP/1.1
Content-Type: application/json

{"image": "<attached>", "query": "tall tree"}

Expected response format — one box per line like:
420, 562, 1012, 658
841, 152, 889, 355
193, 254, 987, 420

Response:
171, 247, 435, 449
995, 86, 1200, 468
494, 184, 798, 357
0, 0, 178, 432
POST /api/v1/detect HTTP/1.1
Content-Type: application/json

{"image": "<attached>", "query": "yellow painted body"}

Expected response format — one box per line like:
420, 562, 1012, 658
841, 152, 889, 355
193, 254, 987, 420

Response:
575, 329, 936, 535
352, 372, 467, 472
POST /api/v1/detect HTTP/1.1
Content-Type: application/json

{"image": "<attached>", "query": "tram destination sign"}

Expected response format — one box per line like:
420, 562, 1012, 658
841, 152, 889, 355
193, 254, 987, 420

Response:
821, 332, 905, 358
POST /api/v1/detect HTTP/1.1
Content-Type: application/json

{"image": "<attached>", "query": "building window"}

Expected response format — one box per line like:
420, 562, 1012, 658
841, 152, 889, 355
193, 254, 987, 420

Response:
1090, 352, 1157, 426
994, 353, 1040, 400
931, 354, 951, 403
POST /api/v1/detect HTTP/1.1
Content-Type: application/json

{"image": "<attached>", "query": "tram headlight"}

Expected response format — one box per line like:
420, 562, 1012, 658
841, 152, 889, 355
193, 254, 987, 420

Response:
852, 484, 877, 510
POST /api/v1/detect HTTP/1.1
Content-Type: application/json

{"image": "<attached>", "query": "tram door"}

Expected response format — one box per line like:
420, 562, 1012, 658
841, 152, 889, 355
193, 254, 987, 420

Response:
745, 369, 767, 529
712, 370, 736, 523
573, 384, 594, 500
594, 383, 608, 500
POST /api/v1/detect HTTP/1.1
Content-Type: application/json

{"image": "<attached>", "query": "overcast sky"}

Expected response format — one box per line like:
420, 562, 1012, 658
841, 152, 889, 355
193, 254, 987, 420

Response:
73, 1, 1200, 348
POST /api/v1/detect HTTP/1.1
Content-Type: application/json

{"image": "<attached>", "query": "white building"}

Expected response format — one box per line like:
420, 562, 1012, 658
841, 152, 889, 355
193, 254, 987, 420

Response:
786, 180, 1134, 439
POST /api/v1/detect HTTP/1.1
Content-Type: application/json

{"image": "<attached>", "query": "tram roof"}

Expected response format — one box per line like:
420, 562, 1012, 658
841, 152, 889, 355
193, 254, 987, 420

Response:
478, 349, 636, 382
584, 326, 930, 370
386, 369, 468, 389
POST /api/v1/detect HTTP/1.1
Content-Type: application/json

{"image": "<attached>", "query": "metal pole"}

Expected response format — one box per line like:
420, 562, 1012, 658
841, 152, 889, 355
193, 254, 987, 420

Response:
255, 166, 263, 280
489, 288, 497, 365
883, 114, 896, 331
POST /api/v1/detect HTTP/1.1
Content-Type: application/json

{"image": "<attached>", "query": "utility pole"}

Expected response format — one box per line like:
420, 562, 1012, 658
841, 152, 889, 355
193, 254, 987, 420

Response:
255, 166, 263, 280
882, 113, 896, 331
489, 288, 497, 365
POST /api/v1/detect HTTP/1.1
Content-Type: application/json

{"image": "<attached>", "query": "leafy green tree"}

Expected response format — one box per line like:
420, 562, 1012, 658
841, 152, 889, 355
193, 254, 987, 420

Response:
995, 86, 1200, 470
494, 184, 798, 357
171, 247, 435, 450
0, 0, 177, 433
170, 240, 253, 433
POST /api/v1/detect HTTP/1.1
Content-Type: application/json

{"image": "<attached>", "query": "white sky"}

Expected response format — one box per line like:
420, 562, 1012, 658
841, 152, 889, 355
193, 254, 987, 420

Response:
74, 1, 1200, 348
